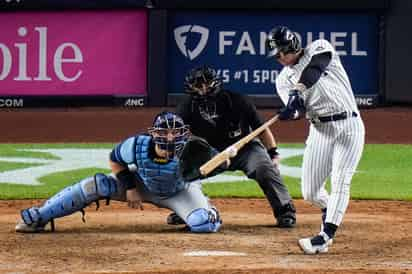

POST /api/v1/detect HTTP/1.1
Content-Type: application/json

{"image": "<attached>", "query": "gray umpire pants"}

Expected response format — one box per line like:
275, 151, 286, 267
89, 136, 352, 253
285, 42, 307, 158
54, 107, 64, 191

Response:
228, 140, 292, 217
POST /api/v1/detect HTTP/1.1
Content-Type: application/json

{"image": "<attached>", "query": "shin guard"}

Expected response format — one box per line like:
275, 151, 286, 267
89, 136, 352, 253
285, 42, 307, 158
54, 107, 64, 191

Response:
20, 173, 117, 229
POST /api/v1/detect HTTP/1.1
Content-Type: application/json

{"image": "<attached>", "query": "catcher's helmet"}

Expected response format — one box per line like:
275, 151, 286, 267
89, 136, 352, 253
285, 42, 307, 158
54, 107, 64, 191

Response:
266, 26, 301, 58
184, 66, 222, 98
148, 111, 190, 158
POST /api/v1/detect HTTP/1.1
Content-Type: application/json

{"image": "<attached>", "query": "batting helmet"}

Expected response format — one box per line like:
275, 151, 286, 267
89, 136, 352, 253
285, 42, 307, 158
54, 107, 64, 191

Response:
184, 66, 223, 99
266, 26, 301, 58
148, 111, 190, 158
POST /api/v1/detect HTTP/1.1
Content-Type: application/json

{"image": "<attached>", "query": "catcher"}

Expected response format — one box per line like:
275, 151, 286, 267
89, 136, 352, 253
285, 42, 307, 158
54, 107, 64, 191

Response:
15, 111, 222, 233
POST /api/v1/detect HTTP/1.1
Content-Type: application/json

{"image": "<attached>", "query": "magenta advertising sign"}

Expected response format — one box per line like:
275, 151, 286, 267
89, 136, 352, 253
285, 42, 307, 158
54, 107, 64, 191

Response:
0, 11, 147, 95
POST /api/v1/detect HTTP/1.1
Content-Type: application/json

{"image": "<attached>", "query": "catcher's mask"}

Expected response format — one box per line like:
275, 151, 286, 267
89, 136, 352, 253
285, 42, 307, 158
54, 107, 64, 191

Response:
266, 26, 301, 58
184, 66, 223, 121
148, 111, 190, 159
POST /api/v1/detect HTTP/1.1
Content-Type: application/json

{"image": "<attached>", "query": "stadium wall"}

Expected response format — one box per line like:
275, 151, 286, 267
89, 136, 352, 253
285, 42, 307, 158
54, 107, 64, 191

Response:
2, 0, 411, 108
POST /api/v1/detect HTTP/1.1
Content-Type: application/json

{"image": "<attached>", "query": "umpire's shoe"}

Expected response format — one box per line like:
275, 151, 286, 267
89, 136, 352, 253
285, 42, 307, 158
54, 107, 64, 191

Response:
166, 212, 186, 225
15, 219, 45, 233
276, 202, 296, 228
298, 232, 333, 254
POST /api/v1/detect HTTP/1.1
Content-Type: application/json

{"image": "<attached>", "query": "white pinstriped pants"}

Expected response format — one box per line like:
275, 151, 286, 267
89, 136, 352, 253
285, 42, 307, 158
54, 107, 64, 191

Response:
301, 114, 365, 226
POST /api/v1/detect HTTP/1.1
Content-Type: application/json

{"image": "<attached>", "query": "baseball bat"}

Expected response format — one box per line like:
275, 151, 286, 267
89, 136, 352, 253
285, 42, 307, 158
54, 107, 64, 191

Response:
199, 114, 280, 176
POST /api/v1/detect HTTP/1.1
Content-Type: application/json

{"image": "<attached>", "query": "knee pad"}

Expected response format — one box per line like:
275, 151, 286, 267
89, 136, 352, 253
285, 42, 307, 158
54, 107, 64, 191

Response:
186, 208, 222, 233
81, 173, 118, 202
20, 173, 117, 226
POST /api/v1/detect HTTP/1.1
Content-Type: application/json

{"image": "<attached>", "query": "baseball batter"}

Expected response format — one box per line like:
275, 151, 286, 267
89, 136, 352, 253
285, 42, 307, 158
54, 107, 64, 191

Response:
15, 112, 221, 233
266, 26, 365, 254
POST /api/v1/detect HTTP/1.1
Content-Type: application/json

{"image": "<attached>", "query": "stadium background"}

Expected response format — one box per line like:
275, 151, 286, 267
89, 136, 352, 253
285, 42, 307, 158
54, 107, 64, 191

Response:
0, 0, 411, 108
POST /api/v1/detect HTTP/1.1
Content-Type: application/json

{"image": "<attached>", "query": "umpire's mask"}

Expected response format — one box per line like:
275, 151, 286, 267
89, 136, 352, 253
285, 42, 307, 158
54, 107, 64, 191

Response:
184, 66, 223, 122
148, 111, 190, 159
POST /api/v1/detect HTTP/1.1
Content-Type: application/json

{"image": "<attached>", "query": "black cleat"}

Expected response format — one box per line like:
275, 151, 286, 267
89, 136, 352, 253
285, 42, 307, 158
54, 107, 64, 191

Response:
166, 212, 186, 225
276, 202, 296, 228
277, 214, 296, 228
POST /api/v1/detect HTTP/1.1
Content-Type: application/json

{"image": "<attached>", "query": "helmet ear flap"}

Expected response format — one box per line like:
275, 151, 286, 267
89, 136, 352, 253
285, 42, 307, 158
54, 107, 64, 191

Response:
289, 33, 301, 53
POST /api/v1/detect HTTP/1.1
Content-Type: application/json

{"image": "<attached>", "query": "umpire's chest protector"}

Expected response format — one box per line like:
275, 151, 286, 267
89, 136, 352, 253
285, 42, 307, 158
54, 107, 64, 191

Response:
135, 136, 184, 196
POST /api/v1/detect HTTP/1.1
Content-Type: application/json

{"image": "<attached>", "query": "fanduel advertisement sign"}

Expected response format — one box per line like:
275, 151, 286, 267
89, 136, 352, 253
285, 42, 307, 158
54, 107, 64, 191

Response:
168, 11, 379, 99
0, 11, 147, 96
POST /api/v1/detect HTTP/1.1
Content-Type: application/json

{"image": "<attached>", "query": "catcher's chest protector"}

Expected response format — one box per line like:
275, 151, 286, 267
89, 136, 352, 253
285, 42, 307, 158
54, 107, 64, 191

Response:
135, 136, 184, 196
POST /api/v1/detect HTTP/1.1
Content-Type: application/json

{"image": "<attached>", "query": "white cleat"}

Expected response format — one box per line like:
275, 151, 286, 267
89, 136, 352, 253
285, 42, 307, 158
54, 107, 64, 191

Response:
15, 219, 45, 233
298, 232, 332, 255
298, 238, 328, 254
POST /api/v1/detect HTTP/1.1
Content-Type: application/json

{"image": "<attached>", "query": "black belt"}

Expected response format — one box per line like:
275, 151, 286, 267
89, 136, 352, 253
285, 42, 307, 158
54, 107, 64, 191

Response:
311, 111, 358, 123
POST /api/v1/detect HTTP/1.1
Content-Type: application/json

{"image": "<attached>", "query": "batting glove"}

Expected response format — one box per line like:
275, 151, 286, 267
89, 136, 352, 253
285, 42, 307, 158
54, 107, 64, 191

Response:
278, 90, 305, 120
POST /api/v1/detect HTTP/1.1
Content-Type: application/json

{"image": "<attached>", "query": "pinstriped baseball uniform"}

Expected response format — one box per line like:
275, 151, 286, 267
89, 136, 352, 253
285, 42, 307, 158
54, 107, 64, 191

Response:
276, 39, 365, 226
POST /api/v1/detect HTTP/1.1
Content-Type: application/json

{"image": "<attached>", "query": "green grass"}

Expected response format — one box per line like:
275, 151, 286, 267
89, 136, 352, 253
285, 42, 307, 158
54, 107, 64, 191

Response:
0, 145, 58, 159
0, 168, 110, 200
0, 143, 411, 201
280, 144, 412, 200
0, 161, 44, 172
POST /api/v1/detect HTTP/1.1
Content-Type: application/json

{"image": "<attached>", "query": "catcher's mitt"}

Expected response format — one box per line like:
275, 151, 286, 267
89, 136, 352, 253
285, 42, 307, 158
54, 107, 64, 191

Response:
178, 136, 221, 181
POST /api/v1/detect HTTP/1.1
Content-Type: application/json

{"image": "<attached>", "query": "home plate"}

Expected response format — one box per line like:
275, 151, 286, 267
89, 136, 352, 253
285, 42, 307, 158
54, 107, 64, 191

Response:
183, 251, 247, 257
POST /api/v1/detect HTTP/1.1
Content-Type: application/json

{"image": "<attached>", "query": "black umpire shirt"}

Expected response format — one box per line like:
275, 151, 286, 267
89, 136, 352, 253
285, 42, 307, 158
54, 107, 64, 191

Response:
176, 90, 263, 152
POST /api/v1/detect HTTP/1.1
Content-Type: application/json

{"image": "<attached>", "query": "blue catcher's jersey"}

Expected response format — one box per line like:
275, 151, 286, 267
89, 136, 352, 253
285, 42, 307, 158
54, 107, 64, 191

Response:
111, 135, 185, 196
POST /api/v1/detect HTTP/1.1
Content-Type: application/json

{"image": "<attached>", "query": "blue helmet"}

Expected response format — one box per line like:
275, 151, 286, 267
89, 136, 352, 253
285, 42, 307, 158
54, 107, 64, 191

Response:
266, 26, 301, 58
148, 111, 190, 158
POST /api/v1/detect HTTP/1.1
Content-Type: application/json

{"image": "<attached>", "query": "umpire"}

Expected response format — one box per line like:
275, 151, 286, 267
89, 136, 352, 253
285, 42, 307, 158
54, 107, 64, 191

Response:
175, 65, 296, 228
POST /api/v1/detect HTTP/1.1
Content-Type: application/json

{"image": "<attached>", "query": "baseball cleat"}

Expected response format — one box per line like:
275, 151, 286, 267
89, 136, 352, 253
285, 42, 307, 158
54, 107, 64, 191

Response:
166, 212, 186, 225
277, 216, 296, 228
298, 232, 333, 254
15, 219, 45, 233
276, 202, 296, 228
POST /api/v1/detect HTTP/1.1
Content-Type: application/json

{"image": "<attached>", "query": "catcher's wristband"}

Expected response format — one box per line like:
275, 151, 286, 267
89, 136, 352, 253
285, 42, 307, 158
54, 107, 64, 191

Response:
116, 169, 136, 190
267, 147, 279, 159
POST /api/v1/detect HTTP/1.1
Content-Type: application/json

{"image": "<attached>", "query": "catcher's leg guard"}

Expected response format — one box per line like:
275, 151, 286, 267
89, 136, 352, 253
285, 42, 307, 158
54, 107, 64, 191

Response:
19, 173, 117, 232
186, 208, 222, 233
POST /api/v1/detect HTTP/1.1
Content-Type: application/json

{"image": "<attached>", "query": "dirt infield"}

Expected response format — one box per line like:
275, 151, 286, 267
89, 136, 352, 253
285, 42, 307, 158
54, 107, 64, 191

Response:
0, 106, 411, 274
1, 199, 411, 274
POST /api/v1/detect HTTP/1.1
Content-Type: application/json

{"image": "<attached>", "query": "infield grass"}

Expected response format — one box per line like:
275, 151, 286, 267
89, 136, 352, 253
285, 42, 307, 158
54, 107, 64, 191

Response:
0, 143, 411, 201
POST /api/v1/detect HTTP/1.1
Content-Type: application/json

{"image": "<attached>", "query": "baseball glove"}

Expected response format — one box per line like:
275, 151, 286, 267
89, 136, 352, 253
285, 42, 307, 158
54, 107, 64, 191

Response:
178, 136, 221, 181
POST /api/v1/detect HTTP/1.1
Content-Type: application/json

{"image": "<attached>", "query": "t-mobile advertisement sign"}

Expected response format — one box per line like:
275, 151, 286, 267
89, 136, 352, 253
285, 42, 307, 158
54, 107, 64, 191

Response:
168, 11, 379, 104
0, 11, 147, 95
